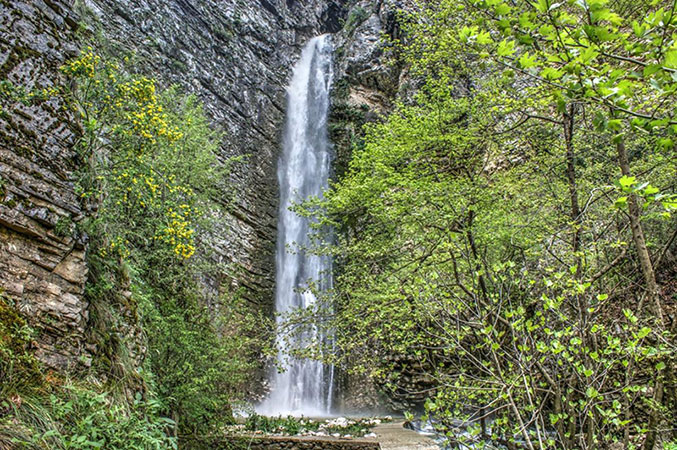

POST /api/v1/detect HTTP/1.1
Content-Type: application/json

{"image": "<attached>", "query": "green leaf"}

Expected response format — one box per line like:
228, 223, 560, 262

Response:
541, 67, 564, 80
476, 31, 494, 45
495, 3, 512, 15
534, 0, 549, 13
579, 46, 599, 64
664, 48, 677, 69
497, 40, 516, 57
644, 185, 659, 196
592, 8, 623, 25
614, 196, 627, 209
519, 52, 538, 68
643, 64, 662, 77
618, 175, 636, 188
659, 138, 674, 149
607, 119, 622, 131
637, 327, 651, 339
623, 309, 638, 323
519, 13, 536, 29
631, 20, 645, 37
662, 197, 677, 211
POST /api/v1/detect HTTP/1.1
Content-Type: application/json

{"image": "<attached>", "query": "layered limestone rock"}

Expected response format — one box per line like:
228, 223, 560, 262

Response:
76, 0, 354, 311
0, 0, 90, 370
0, 0, 358, 371
330, 0, 417, 167
0, 0, 415, 408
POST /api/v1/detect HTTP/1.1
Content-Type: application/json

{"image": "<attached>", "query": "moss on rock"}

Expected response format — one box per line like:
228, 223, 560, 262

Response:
0, 295, 43, 394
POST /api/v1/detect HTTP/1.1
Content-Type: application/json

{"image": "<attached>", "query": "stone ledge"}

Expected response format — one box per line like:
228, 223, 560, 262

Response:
185, 435, 381, 450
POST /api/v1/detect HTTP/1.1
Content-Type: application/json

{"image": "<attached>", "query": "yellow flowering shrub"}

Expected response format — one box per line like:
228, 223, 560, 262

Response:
59, 48, 262, 438
63, 50, 224, 261
61, 47, 100, 79
159, 206, 196, 259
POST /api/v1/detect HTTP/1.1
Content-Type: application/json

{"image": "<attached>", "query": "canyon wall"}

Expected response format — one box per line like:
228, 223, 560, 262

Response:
0, 1, 89, 370
0, 0, 408, 392
76, 0, 353, 312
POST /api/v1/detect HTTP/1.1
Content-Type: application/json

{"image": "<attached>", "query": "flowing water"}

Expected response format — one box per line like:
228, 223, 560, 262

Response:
257, 35, 334, 416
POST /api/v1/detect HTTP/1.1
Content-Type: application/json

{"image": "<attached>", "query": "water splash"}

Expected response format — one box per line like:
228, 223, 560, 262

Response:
257, 35, 334, 416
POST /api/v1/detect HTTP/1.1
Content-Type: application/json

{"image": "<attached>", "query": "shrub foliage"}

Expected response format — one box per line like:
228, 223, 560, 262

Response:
294, 1, 677, 448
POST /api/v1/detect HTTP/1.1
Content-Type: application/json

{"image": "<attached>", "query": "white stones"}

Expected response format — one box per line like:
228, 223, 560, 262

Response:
325, 417, 350, 428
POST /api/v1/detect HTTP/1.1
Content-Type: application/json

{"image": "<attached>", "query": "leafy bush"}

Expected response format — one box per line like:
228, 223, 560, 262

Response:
343, 7, 370, 35
295, 2, 677, 447
60, 48, 264, 435
0, 295, 41, 398
244, 414, 301, 434
0, 382, 176, 449
241, 414, 376, 437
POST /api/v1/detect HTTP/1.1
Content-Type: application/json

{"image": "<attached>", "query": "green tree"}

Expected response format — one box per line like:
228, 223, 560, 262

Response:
295, 2, 677, 448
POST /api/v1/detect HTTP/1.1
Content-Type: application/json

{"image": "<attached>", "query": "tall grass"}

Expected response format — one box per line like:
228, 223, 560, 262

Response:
0, 380, 176, 449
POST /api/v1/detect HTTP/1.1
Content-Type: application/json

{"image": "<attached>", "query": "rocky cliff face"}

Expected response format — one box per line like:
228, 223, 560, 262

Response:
0, 0, 89, 370
0, 0, 410, 399
77, 0, 356, 312
329, 0, 411, 178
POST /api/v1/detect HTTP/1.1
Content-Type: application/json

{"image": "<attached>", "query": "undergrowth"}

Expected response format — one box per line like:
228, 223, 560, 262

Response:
0, 292, 176, 449
0, 295, 41, 399
0, 380, 176, 449
241, 414, 379, 437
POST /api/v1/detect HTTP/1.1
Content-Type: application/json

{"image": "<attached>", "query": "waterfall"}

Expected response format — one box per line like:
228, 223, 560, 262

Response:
257, 35, 334, 416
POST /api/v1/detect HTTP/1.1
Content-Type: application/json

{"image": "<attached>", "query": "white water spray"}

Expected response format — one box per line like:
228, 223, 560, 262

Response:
257, 35, 334, 416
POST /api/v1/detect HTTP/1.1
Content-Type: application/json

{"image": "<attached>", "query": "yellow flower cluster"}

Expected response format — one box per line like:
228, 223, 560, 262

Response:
112, 78, 184, 145
110, 236, 131, 258
98, 236, 131, 259
64, 50, 186, 149
111, 169, 166, 210
114, 171, 130, 182
62, 47, 100, 79
63, 49, 201, 262
168, 184, 194, 196
32, 87, 60, 101
144, 176, 159, 195
158, 206, 196, 259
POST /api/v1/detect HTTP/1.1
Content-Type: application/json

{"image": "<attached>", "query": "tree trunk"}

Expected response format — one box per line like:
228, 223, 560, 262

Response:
615, 136, 665, 450
615, 138, 663, 323
563, 105, 582, 259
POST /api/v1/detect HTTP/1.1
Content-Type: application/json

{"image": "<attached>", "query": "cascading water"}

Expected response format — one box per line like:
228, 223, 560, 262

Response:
257, 35, 334, 416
